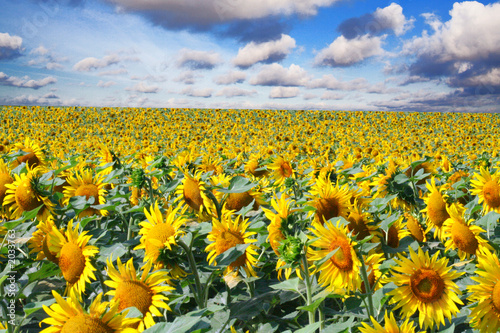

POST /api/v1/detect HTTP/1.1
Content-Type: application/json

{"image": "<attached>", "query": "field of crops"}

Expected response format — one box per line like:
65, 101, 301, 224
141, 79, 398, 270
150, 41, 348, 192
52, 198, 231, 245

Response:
1, 105, 500, 333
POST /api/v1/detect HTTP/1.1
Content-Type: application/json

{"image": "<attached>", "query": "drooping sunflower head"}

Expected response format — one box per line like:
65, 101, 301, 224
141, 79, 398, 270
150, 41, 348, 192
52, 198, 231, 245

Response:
308, 219, 361, 292
49, 220, 99, 301
134, 202, 186, 271
442, 203, 492, 260
3, 165, 54, 221
63, 168, 108, 218
421, 177, 450, 240
470, 167, 500, 214
40, 290, 139, 333
244, 155, 269, 177
386, 247, 463, 330
221, 176, 269, 213
359, 311, 418, 333
12, 137, 46, 168
175, 171, 214, 220
346, 204, 380, 242
268, 156, 294, 187
206, 209, 259, 279
28, 215, 61, 264
467, 248, 500, 333
308, 175, 352, 225
105, 257, 174, 331
405, 212, 426, 243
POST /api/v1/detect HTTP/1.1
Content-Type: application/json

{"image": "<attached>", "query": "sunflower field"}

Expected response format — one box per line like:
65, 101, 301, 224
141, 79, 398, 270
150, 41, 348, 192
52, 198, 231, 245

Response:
1, 105, 500, 333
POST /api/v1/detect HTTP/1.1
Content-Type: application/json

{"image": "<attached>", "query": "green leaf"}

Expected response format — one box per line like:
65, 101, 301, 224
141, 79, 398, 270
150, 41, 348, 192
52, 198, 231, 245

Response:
476, 211, 500, 230
393, 174, 409, 184
4, 205, 42, 229
322, 317, 355, 333
437, 324, 455, 333
24, 299, 56, 316
218, 176, 256, 193
215, 243, 250, 266
379, 213, 401, 233
142, 313, 210, 333
294, 322, 322, 333
270, 277, 302, 293
297, 297, 325, 313
28, 262, 60, 283
97, 243, 128, 263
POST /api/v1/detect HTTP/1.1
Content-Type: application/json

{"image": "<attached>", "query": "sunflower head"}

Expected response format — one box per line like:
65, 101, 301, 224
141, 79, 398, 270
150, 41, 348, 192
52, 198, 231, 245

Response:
63, 168, 108, 218
359, 311, 418, 333
421, 177, 450, 240
12, 137, 46, 168
28, 216, 61, 263
308, 175, 352, 225
470, 167, 500, 214
268, 156, 294, 187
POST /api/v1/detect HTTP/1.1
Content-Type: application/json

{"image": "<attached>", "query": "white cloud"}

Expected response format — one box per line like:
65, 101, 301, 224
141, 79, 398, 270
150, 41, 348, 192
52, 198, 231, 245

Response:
269, 86, 300, 98
0, 72, 57, 89
233, 34, 296, 68
0, 32, 23, 59
214, 71, 246, 85
73, 54, 120, 71
314, 34, 385, 67
97, 80, 117, 88
250, 63, 310, 86
216, 87, 257, 97
126, 82, 160, 93
182, 87, 213, 98
174, 71, 200, 85
307, 74, 369, 91
373, 3, 413, 36
320, 91, 345, 100
176, 48, 222, 70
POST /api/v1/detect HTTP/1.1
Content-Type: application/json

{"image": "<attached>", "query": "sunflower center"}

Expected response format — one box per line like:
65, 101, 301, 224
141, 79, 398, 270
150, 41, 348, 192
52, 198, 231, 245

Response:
145, 223, 175, 260
115, 280, 153, 315
280, 162, 293, 178
315, 197, 339, 224
75, 183, 99, 203
347, 212, 370, 240
386, 225, 399, 248
491, 280, 500, 313
183, 177, 203, 211
410, 268, 445, 303
329, 238, 354, 271
17, 150, 40, 167
0, 173, 13, 203
216, 231, 246, 268
61, 314, 113, 333
483, 180, 500, 208
59, 242, 86, 284
15, 178, 43, 211
451, 221, 478, 255
42, 236, 59, 264
427, 191, 449, 227
225, 192, 256, 212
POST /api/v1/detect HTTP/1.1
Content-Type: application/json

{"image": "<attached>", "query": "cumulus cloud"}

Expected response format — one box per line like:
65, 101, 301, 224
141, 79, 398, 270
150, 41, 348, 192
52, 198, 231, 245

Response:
307, 74, 369, 91
216, 87, 257, 97
0, 32, 23, 60
174, 71, 201, 85
126, 82, 160, 93
0, 72, 57, 89
176, 49, 222, 70
338, 3, 413, 39
269, 86, 300, 98
250, 63, 310, 86
97, 80, 116, 88
73, 54, 120, 71
315, 34, 385, 67
214, 71, 246, 85
233, 34, 296, 68
182, 87, 213, 98
402, 2, 500, 95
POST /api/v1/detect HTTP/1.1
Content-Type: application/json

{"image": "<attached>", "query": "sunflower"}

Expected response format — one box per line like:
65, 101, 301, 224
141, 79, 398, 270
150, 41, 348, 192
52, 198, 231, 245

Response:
467, 248, 500, 332
206, 209, 259, 278
307, 175, 351, 225
470, 167, 500, 214
405, 212, 426, 243
346, 204, 380, 242
361, 252, 384, 293
0, 159, 13, 218
175, 171, 214, 221
386, 247, 463, 330
97, 144, 116, 175
441, 203, 492, 260
359, 311, 418, 333
28, 216, 61, 263
49, 220, 99, 300
11, 137, 46, 168
308, 219, 361, 292
3, 165, 54, 221
40, 290, 138, 333
268, 156, 294, 187
371, 164, 414, 209
105, 257, 174, 331
262, 194, 300, 279
134, 203, 186, 277
421, 177, 450, 240
63, 168, 108, 218
244, 155, 269, 177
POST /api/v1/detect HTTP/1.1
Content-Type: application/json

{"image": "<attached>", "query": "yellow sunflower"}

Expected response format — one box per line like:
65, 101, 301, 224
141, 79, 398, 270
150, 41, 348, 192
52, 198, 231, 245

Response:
134, 203, 186, 277
386, 247, 463, 330
105, 257, 174, 331
206, 209, 259, 278
268, 156, 294, 187
28, 216, 61, 264
307, 175, 352, 225
49, 220, 99, 300
308, 220, 361, 292
11, 137, 46, 168
384, 214, 410, 249
40, 290, 138, 333
421, 177, 450, 240
467, 248, 500, 332
175, 171, 214, 221
359, 311, 419, 333
441, 203, 492, 260
97, 144, 116, 175
470, 167, 500, 214
0, 159, 13, 218
63, 168, 108, 218
346, 204, 380, 242
3, 165, 54, 221
262, 194, 299, 279
244, 155, 269, 177
405, 212, 426, 243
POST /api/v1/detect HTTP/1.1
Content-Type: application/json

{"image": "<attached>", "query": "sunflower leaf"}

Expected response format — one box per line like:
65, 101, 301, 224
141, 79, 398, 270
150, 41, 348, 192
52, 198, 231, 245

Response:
219, 176, 256, 193
475, 211, 500, 231
215, 243, 250, 266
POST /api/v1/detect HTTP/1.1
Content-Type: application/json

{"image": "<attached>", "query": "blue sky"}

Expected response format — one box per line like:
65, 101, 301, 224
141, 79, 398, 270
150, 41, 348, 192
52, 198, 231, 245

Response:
1, 0, 499, 112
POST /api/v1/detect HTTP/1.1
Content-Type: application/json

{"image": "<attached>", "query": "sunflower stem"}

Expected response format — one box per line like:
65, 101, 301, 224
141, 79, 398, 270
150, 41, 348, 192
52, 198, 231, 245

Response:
178, 240, 205, 308
301, 251, 315, 326
95, 269, 108, 295
359, 254, 375, 319
145, 177, 155, 205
